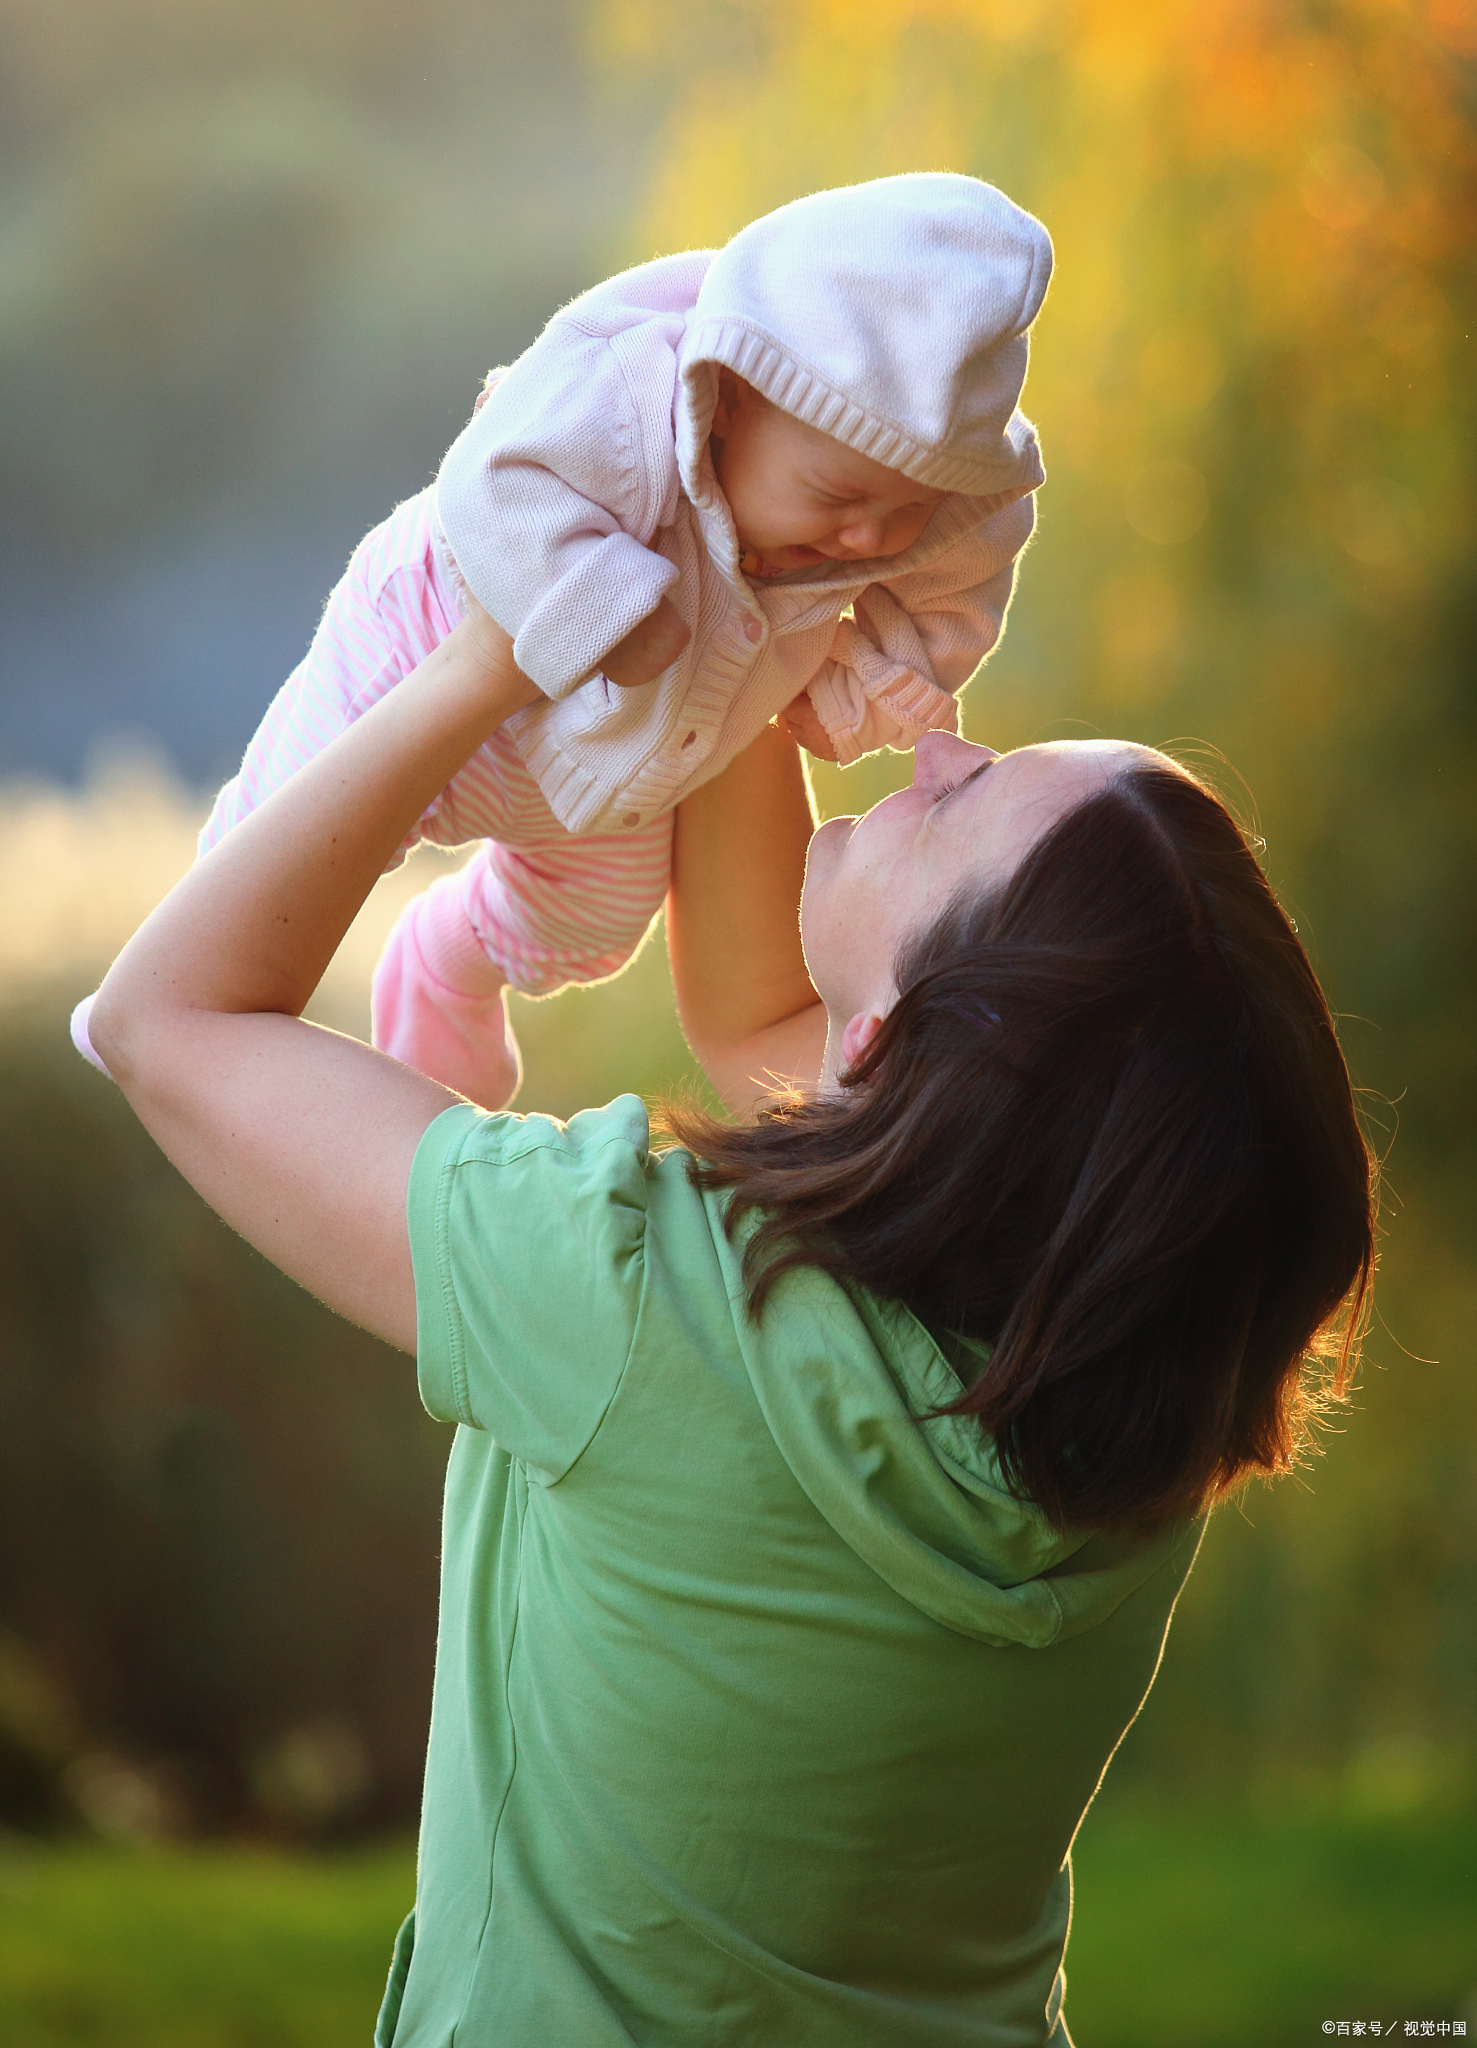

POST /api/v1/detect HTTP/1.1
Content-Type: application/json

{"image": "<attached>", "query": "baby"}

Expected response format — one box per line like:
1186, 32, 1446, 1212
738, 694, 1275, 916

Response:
73, 172, 1052, 1105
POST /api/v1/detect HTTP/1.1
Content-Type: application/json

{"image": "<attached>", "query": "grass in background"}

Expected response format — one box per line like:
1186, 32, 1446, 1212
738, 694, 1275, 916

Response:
1066, 1793, 1477, 2046
1, 1794, 1472, 2046
0, 1832, 414, 2048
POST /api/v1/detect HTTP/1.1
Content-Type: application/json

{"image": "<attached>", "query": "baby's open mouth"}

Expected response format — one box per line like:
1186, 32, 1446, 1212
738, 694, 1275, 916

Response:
740, 542, 834, 578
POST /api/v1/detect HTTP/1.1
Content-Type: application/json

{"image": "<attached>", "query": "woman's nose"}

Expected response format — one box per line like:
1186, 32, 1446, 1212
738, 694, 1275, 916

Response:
912, 731, 999, 791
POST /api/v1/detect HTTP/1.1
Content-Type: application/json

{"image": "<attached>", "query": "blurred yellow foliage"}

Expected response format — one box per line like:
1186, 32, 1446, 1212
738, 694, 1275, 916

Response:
597, 0, 1472, 603
585, 0, 1474, 894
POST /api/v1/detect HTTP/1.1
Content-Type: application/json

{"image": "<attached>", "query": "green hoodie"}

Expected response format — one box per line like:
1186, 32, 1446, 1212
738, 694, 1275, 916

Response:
381, 1097, 1203, 2047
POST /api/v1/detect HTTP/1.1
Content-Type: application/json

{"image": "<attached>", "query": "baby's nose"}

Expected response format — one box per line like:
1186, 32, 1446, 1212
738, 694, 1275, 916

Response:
835, 518, 887, 556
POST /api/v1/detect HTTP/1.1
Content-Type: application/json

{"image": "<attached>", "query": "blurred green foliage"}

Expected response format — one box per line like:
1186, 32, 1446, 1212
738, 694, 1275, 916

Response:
1065, 1791, 1477, 2042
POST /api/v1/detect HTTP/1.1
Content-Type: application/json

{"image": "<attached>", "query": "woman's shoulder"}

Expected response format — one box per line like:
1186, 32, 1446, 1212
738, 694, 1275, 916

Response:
408, 1097, 661, 1461
414, 1093, 656, 1212
407, 1095, 749, 1468
412, 1093, 731, 1273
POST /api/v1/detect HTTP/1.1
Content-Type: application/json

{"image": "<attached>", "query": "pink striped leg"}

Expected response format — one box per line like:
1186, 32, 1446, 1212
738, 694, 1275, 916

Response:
371, 812, 673, 1103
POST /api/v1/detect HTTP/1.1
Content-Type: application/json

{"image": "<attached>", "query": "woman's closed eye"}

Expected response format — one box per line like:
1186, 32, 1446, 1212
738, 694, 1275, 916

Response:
927, 761, 994, 811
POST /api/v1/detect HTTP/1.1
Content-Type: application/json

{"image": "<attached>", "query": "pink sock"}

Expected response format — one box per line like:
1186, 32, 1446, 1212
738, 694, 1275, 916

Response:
371, 872, 520, 1108
70, 993, 113, 1079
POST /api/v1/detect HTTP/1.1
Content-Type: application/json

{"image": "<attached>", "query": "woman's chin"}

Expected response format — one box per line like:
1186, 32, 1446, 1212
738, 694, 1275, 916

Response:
798, 806, 848, 888
804, 813, 857, 872
799, 815, 856, 928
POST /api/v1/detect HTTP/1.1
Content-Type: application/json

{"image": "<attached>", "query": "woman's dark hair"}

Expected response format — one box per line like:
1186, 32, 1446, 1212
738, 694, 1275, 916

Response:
663, 763, 1376, 1533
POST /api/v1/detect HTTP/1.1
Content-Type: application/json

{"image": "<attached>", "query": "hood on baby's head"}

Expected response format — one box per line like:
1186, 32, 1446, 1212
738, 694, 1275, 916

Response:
678, 173, 1053, 504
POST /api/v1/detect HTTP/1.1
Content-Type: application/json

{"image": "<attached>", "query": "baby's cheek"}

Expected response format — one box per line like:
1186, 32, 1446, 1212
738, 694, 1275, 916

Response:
753, 472, 825, 544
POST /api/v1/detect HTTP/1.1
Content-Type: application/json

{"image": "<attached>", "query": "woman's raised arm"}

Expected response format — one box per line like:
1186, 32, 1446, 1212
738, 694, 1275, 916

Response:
666, 721, 827, 1115
88, 611, 541, 1354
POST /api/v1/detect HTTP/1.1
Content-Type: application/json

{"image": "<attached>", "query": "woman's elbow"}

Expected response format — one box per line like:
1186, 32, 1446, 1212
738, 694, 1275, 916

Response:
87, 966, 180, 1094
85, 976, 142, 1086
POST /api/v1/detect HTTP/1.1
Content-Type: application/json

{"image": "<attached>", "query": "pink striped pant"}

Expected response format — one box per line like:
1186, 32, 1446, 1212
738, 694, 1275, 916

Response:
201, 489, 673, 1004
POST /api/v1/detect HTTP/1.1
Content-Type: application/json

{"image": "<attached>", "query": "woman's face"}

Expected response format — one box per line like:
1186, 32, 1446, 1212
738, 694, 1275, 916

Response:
801, 732, 1167, 1081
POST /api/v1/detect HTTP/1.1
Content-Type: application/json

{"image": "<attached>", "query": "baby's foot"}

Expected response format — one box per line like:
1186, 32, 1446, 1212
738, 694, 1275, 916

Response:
377, 973, 523, 1110
372, 888, 523, 1110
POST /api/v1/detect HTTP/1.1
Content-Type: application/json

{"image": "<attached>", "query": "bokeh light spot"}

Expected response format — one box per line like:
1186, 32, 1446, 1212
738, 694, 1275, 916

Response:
1332, 478, 1424, 567
1300, 142, 1387, 230
1123, 460, 1210, 546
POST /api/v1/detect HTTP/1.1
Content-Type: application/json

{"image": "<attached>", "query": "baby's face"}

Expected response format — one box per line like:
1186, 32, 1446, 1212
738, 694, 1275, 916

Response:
709, 375, 945, 576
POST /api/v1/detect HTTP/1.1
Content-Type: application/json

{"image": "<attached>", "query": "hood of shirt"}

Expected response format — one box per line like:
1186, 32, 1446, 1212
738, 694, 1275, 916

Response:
725, 1249, 1200, 1651
676, 172, 1054, 505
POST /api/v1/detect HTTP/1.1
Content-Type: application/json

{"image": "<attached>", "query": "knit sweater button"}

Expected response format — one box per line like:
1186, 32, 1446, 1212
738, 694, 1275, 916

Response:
743, 616, 762, 643
622, 811, 640, 828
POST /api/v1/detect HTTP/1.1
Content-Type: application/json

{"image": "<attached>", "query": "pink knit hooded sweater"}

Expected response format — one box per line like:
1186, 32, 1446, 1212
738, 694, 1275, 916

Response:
436, 172, 1053, 837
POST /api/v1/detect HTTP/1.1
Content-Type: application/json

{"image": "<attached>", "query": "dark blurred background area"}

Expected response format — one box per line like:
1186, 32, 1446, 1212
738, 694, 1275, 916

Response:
0, 9, 1473, 2024
0, 0, 663, 781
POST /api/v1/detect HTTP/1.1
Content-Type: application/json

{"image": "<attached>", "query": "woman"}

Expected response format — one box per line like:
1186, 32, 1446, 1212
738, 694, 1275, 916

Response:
89, 603, 1373, 2046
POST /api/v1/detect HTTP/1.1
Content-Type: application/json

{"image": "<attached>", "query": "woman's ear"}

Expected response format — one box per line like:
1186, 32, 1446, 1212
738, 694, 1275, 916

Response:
839, 1011, 885, 1073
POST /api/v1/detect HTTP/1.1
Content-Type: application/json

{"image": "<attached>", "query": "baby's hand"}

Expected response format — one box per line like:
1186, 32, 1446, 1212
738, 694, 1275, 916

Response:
472, 366, 507, 415
777, 691, 840, 761
601, 596, 691, 689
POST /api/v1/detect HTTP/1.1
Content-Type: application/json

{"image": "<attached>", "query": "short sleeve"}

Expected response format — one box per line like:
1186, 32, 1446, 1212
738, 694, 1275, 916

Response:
407, 1094, 652, 1481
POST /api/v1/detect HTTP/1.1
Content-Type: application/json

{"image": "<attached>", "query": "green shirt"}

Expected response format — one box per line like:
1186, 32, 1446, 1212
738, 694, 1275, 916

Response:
379, 1097, 1202, 2047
